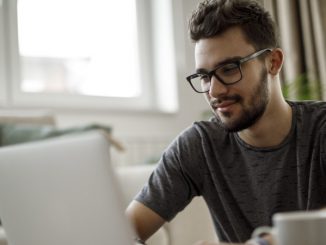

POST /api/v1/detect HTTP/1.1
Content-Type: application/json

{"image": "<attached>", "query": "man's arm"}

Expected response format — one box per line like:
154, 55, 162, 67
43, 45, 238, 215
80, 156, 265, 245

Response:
126, 200, 166, 241
126, 201, 276, 245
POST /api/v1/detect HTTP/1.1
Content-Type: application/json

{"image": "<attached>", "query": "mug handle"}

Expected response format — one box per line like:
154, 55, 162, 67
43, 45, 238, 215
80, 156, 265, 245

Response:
249, 226, 278, 245
251, 226, 275, 238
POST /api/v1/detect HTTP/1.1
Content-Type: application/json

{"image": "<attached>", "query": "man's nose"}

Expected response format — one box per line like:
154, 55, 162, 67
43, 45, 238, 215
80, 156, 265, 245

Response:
208, 75, 228, 98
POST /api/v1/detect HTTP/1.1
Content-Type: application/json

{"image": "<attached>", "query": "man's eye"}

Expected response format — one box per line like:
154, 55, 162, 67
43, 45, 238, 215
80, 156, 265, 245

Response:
199, 74, 210, 83
219, 63, 239, 75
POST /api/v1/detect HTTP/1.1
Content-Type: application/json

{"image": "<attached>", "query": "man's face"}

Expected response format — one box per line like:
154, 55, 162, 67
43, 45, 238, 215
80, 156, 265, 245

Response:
194, 27, 270, 132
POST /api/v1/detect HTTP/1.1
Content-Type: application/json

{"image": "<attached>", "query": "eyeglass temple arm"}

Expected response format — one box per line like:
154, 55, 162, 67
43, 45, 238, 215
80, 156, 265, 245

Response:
240, 48, 272, 63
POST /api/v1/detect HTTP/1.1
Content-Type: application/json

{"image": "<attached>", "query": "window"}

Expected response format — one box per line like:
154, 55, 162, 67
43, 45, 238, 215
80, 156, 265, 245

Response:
0, 0, 178, 112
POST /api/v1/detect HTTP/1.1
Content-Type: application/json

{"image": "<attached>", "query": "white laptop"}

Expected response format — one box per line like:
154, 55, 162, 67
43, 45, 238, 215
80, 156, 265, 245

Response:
0, 131, 135, 245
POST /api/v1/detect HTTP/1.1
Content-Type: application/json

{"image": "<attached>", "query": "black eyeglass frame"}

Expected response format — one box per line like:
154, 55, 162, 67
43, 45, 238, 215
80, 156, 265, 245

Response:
186, 48, 272, 93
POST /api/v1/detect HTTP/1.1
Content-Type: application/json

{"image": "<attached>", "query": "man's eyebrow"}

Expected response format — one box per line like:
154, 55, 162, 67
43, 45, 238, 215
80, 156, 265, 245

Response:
195, 68, 209, 73
195, 56, 242, 73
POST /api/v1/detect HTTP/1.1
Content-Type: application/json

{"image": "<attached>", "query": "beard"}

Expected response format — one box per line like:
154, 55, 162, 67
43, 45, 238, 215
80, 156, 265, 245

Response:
213, 68, 269, 132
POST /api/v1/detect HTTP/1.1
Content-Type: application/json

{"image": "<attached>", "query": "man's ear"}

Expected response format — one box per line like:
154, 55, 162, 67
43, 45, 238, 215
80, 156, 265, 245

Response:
267, 48, 284, 75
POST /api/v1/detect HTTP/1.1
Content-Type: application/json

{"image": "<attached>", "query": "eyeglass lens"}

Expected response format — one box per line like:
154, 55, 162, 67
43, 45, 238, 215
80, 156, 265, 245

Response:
190, 63, 241, 92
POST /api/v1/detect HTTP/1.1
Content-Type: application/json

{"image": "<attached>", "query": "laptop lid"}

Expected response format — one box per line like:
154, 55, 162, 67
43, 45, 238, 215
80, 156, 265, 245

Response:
0, 131, 134, 245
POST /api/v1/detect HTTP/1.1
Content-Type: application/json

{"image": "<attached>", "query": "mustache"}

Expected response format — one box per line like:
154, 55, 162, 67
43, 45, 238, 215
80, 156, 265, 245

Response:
210, 94, 242, 107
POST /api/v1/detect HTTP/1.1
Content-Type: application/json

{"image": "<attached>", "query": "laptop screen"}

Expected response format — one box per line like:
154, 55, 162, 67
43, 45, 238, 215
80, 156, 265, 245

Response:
0, 132, 134, 245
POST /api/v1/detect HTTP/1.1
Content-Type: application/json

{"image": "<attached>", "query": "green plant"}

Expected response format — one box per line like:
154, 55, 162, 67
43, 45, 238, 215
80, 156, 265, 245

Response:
282, 73, 322, 100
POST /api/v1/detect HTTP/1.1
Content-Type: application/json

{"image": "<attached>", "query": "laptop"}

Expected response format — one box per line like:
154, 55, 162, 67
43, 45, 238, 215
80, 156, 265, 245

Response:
0, 131, 135, 245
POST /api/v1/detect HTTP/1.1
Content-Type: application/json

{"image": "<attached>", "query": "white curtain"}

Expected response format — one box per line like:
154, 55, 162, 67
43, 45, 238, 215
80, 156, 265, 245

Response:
263, 0, 326, 100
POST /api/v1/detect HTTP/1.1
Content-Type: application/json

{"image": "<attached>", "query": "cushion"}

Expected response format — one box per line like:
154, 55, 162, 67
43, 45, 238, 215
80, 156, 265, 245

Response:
0, 123, 112, 147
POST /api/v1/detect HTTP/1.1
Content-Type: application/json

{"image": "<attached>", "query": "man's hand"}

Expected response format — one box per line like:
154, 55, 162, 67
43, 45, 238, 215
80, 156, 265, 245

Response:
193, 241, 242, 245
193, 241, 219, 245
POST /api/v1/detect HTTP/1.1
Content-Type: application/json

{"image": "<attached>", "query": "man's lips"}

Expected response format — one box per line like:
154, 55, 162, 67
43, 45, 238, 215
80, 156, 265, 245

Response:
212, 100, 237, 112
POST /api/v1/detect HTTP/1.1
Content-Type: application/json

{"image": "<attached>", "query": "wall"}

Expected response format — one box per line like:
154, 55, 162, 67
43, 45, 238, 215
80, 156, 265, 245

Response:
52, 0, 208, 165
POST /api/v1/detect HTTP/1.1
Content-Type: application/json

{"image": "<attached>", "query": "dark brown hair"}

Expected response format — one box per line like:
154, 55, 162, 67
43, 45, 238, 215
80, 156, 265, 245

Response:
188, 0, 279, 50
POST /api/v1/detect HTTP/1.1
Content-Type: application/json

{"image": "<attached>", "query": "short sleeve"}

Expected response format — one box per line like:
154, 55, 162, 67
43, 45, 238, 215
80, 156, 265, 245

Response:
134, 125, 204, 221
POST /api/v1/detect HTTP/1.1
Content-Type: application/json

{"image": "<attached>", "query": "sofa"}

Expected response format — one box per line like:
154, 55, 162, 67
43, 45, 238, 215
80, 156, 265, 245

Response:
0, 110, 218, 245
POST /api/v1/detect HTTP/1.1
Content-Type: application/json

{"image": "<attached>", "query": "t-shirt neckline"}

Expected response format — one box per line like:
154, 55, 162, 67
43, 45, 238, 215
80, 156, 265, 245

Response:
233, 101, 297, 152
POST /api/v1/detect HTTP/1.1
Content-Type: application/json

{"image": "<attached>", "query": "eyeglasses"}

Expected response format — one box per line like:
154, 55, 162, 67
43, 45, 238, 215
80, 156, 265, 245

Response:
186, 48, 272, 93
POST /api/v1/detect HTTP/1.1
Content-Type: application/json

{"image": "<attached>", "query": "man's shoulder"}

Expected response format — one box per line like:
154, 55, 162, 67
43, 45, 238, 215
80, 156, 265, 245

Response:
190, 117, 228, 137
290, 100, 326, 134
290, 100, 326, 121
289, 100, 326, 111
173, 118, 229, 148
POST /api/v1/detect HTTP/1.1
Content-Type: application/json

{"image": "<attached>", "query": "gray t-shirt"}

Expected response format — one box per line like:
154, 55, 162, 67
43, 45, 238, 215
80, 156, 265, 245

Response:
135, 101, 326, 243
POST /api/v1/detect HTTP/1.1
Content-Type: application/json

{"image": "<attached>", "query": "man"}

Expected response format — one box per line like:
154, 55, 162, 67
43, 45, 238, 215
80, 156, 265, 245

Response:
126, 0, 326, 244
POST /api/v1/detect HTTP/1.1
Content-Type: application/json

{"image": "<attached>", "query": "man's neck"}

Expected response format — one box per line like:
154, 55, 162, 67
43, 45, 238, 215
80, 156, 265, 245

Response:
237, 99, 292, 148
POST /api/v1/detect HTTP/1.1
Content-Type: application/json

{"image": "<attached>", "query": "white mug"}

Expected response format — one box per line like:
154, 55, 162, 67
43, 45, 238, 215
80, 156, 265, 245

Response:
269, 210, 326, 245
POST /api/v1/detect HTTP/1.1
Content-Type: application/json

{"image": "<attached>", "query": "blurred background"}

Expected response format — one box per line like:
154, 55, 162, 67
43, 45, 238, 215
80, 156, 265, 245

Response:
0, 0, 325, 166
